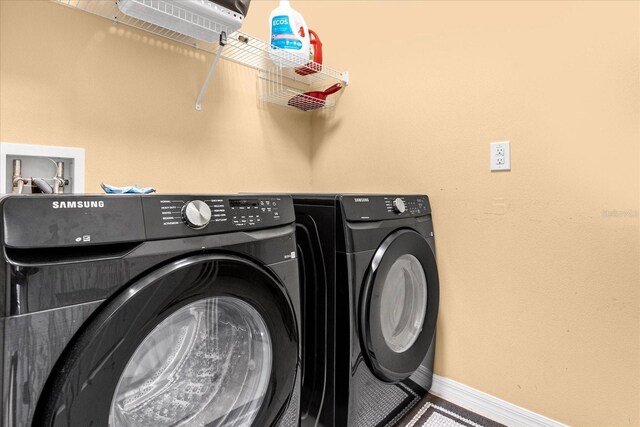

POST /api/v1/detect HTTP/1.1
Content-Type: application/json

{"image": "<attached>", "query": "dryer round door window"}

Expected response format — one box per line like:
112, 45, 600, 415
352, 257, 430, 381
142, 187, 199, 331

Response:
33, 255, 299, 427
379, 254, 427, 353
110, 297, 272, 427
360, 229, 439, 383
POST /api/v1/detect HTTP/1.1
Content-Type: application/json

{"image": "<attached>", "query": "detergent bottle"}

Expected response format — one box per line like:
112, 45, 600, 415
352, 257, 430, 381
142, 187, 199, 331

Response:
269, 0, 310, 66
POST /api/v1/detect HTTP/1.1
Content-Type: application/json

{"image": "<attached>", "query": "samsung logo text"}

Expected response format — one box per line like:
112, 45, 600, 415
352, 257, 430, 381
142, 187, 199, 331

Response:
52, 201, 105, 209
354, 198, 370, 203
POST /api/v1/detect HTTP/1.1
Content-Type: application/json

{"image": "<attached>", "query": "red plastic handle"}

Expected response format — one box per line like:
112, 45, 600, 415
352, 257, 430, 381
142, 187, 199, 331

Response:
308, 29, 323, 65
323, 83, 343, 96
294, 29, 324, 76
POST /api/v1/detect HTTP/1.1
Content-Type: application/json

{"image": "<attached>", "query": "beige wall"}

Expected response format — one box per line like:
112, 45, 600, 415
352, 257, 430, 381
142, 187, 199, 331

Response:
0, 0, 313, 193
301, 1, 640, 426
1, 1, 639, 426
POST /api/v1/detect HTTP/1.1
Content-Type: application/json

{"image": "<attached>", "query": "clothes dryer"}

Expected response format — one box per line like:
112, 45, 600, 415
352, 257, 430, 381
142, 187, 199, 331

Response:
294, 194, 439, 427
0, 194, 301, 427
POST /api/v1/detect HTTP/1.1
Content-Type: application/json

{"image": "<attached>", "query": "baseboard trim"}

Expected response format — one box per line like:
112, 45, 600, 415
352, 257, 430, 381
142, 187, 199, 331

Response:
415, 366, 565, 427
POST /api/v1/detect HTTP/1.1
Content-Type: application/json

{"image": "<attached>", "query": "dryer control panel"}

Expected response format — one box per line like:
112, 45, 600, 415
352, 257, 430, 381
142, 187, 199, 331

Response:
340, 195, 431, 222
142, 195, 295, 240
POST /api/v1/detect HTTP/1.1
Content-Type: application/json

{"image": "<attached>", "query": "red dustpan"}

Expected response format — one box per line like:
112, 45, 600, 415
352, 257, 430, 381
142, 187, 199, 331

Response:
288, 83, 342, 111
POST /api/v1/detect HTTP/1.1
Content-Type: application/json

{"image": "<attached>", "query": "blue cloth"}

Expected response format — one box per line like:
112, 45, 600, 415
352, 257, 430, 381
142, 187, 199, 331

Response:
101, 183, 156, 194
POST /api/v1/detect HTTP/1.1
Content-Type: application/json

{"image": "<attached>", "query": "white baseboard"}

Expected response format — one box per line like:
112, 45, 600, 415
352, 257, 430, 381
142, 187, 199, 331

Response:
414, 365, 566, 427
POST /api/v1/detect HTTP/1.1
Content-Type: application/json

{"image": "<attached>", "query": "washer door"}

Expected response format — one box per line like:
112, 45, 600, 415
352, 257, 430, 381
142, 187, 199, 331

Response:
360, 229, 439, 382
34, 254, 299, 427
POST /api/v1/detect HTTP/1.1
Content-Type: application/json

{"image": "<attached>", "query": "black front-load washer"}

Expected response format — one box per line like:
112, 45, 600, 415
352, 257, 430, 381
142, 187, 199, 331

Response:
294, 194, 439, 427
0, 194, 301, 427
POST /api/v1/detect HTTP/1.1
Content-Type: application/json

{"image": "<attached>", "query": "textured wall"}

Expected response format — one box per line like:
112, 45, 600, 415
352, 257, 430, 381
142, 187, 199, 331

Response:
1, 1, 639, 426
300, 1, 639, 425
0, 1, 313, 193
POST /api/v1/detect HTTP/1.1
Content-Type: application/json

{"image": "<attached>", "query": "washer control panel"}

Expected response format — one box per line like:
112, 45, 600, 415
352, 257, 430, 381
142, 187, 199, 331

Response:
341, 195, 431, 222
142, 195, 293, 240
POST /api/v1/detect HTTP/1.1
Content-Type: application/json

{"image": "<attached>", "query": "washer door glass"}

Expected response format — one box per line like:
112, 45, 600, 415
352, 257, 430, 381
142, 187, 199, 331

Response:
109, 297, 272, 427
379, 254, 427, 353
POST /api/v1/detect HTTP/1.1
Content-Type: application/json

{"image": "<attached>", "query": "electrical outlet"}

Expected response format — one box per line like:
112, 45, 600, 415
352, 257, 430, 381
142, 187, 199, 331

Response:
490, 141, 511, 171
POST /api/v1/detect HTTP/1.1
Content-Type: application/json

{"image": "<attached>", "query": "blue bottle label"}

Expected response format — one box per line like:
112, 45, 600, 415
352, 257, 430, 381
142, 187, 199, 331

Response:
271, 15, 302, 50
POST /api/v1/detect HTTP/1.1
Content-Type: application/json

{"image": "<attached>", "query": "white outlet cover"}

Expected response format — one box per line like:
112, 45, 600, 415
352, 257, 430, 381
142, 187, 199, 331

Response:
490, 141, 511, 171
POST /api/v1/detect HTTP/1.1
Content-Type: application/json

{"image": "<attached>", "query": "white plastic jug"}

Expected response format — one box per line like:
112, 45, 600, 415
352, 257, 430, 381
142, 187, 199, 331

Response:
269, 0, 310, 66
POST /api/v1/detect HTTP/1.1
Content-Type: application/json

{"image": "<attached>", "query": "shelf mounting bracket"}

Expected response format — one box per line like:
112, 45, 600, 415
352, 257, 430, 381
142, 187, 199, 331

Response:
195, 31, 227, 111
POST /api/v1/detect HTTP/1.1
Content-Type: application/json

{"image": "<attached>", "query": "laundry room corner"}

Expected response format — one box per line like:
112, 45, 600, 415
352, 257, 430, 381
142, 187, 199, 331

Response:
300, 1, 640, 426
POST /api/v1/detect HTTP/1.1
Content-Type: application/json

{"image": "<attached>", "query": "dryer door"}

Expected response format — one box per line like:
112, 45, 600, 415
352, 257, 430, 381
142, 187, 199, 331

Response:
34, 254, 299, 427
359, 229, 439, 383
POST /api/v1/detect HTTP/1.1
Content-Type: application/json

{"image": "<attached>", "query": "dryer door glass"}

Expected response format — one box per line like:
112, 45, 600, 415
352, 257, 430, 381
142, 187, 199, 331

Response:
110, 297, 271, 427
360, 229, 439, 382
379, 254, 427, 353
33, 255, 298, 427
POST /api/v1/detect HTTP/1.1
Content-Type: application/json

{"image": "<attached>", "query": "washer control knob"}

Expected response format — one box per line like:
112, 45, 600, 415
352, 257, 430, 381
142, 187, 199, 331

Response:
182, 200, 211, 229
392, 198, 406, 214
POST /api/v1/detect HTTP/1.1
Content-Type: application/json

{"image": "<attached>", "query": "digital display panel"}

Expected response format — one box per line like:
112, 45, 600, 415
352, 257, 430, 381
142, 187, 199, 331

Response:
229, 198, 260, 207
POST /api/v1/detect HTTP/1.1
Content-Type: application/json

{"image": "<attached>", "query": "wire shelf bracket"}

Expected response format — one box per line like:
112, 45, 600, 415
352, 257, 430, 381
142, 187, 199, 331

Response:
195, 32, 227, 111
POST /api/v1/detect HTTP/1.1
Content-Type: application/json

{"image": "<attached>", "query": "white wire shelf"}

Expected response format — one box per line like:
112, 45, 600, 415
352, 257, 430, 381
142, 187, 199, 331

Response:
260, 89, 336, 111
258, 77, 338, 112
51, 0, 348, 92
224, 32, 347, 87
53, 0, 219, 48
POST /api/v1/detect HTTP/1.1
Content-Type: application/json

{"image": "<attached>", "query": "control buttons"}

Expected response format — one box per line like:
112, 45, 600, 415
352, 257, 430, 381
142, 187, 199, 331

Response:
182, 200, 212, 229
231, 214, 264, 226
392, 198, 406, 214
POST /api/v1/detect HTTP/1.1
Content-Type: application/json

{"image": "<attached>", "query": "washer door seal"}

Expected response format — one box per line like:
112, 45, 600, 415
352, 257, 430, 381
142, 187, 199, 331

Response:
33, 254, 299, 427
360, 229, 439, 383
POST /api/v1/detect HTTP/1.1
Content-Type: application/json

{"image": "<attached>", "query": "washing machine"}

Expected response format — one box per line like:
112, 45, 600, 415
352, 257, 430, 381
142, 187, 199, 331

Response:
294, 194, 439, 427
0, 194, 301, 427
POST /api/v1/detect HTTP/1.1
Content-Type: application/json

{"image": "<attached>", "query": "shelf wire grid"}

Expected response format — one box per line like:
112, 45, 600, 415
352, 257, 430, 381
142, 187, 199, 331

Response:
224, 32, 346, 87
258, 72, 336, 112
51, 0, 347, 88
